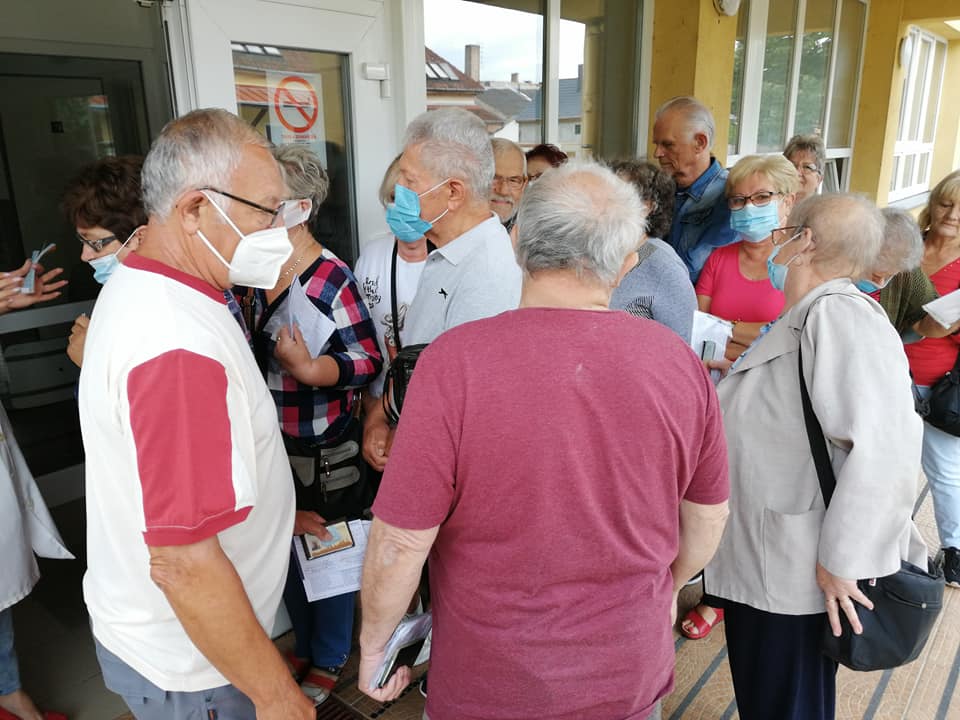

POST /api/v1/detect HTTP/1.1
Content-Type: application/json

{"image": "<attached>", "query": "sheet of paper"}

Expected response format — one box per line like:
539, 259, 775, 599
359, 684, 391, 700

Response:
923, 289, 960, 330
294, 519, 370, 602
286, 274, 337, 357
691, 310, 733, 384
371, 612, 433, 690
21, 243, 56, 295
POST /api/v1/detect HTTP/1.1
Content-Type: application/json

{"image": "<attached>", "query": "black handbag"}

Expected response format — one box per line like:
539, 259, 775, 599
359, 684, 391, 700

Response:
922, 348, 960, 436
381, 243, 428, 426
798, 345, 944, 671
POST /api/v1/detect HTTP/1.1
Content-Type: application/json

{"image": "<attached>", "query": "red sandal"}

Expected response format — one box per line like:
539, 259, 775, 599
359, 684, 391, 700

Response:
680, 605, 724, 640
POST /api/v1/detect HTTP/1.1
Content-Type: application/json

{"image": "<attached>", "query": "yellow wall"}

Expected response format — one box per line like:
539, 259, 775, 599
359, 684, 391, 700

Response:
848, 0, 904, 203
647, 0, 737, 164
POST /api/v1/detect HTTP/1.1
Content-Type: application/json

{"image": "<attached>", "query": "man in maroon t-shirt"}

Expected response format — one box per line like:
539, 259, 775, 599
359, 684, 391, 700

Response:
358, 161, 730, 720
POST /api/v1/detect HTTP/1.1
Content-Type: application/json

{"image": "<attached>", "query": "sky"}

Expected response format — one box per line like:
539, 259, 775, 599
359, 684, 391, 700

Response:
423, 0, 586, 84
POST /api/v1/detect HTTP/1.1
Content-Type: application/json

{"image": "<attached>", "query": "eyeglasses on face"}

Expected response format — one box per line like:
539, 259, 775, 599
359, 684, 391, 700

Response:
76, 232, 118, 252
727, 190, 783, 211
493, 175, 526, 190
771, 225, 805, 245
795, 162, 821, 176
200, 187, 286, 227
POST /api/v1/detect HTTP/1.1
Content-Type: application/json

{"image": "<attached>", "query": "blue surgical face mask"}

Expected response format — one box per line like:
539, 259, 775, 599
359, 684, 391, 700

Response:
385, 179, 450, 243
88, 227, 142, 284
730, 201, 781, 242
766, 228, 805, 292
855, 277, 890, 293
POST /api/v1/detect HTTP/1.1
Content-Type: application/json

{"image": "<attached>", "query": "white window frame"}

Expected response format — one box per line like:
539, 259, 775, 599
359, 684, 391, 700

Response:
889, 26, 946, 202
728, 0, 868, 192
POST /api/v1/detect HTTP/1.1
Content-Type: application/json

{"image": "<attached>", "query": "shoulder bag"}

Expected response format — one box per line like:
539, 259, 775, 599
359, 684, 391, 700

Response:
382, 243, 428, 426
920, 347, 960, 436
798, 343, 944, 671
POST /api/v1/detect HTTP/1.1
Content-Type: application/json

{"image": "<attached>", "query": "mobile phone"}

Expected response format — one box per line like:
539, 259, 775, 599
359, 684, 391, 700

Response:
700, 340, 717, 361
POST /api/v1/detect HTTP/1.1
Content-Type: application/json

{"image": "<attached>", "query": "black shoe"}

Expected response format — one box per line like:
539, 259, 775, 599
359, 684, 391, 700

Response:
418, 673, 427, 698
944, 547, 960, 588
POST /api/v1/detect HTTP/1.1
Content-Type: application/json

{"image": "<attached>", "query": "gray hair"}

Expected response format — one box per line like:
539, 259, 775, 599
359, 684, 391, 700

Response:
784, 134, 826, 173
403, 108, 495, 199
655, 96, 716, 149
515, 161, 648, 286
273, 144, 329, 221
787, 193, 883, 279
877, 207, 924, 273
491, 138, 527, 176
142, 108, 271, 219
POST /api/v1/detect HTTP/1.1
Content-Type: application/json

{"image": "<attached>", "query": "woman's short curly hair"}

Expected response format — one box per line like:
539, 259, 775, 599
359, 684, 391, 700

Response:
609, 159, 675, 240
525, 143, 568, 168
61, 155, 147, 239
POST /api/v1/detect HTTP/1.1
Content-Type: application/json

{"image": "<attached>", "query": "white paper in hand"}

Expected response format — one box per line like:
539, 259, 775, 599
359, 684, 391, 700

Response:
923, 289, 960, 330
284, 275, 337, 357
691, 310, 733, 384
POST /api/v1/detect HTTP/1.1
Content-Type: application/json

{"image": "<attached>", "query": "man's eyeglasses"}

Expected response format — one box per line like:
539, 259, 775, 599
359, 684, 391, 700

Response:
201, 187, 286, 227
727, 191, 783, 211
493, 175, 526, 190
76, 232, 118, 252
794, 163, 821, 176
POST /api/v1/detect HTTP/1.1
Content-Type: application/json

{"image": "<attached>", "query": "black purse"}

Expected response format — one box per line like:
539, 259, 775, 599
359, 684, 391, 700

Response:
798, 345, 944, 671
381, 243, 428, 426
922, 348, 960, 436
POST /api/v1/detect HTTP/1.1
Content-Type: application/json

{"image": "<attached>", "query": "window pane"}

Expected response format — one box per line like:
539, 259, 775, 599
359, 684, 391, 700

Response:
424, 0, 545, 145
757, 0, 798, 152
924, 41, 946, 143
908, 38, 932, 141
792, 0, 834, 137
561, 0, 641, 159
827, 0, 865, 147
233, 46, 357, 264
729, 0, 749, 156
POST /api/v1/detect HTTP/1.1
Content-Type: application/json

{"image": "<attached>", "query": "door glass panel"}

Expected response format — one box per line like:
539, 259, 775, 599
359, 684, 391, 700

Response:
232, 46, 357, 265
826, 0, 865, 147
757, 0, 798, 152
729, 0, 749, 157
423, 0, 546, 147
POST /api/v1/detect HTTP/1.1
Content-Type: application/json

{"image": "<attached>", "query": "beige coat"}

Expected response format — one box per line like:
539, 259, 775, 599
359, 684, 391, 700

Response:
705, 278, 927, 615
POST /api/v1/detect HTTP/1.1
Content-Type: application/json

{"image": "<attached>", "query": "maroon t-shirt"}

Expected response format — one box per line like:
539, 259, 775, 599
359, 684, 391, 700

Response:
373, 307, 729, 720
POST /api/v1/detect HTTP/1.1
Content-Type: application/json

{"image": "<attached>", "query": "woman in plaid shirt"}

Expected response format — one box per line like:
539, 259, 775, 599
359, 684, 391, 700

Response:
234, 144, 382, 708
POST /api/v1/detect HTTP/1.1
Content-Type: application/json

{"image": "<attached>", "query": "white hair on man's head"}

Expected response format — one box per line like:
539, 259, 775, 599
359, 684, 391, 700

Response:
788, 193, 883, 279
491, 137, 527, 175
403, 108, 495, 199
142, 108, 271, 219
654, 96, 716, 149
878, 207, 924, 273
515, 161, 648, 286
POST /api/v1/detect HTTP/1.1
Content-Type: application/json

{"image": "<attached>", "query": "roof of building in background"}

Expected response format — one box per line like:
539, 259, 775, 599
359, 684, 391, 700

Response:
425, 47, 484, 93
477, 87, 531, 119
516, 78, 583, 121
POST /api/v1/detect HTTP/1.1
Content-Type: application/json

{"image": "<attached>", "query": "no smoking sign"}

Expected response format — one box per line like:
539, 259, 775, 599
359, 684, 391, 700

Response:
272, 75, 319, 134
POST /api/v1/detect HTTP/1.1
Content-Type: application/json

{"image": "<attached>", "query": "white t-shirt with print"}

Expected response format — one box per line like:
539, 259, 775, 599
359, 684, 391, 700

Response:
354, 233, 426, 396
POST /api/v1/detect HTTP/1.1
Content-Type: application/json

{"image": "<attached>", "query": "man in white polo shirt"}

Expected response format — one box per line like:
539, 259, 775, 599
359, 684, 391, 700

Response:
362, 108, 521, 470
78, 108, 314, 720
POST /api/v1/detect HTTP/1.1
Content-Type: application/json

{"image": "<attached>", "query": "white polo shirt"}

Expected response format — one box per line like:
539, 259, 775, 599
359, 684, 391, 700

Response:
79, 254, 295, 692
404, 213, 522, 345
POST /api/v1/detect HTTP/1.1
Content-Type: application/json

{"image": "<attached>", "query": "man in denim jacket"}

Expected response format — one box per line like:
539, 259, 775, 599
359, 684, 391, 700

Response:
653, 97, 738, 283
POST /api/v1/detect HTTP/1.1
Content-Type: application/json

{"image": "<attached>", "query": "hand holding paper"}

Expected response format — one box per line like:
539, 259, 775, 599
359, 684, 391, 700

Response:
923, 289, 960, 330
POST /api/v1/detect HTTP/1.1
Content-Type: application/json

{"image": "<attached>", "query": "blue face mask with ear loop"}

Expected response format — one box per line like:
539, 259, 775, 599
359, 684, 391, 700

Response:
855, 277, 891, 294
385, 179, 450, 242
766, 227, 806, 291
88, 226, 142, 284
730, 201, 782, 242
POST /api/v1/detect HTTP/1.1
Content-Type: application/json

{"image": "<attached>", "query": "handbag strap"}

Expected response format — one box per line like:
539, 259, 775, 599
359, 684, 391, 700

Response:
798, 335, 837, 508
390, 242, 403, 354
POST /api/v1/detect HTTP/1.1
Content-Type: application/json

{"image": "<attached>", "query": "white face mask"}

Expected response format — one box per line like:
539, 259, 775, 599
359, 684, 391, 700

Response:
197, 190, 293, 289
282, 198, 313, 228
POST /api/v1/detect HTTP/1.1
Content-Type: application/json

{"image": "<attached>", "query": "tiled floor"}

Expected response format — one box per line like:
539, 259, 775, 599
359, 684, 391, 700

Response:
13, 486, 960, 720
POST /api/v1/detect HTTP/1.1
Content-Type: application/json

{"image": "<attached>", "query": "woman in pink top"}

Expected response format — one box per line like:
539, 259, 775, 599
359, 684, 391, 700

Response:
905, 170, 960, 587
695, 155, 798, 361
683, 154, 798, 641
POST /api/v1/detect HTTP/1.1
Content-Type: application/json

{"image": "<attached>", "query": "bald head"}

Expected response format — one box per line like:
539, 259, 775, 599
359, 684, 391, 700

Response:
788, 193, 883, 278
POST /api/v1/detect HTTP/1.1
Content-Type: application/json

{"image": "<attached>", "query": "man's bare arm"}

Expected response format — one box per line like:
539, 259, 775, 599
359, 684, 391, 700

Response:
671, 499, 729, 592
358, 518, 437, 701
149, 537, 315, 720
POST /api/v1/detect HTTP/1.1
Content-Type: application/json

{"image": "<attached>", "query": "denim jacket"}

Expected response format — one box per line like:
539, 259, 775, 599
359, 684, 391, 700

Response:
666, 158, 738, 283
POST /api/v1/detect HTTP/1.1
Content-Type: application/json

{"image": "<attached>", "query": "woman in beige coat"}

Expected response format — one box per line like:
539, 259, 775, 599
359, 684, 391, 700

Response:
705, 193, 927, 720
